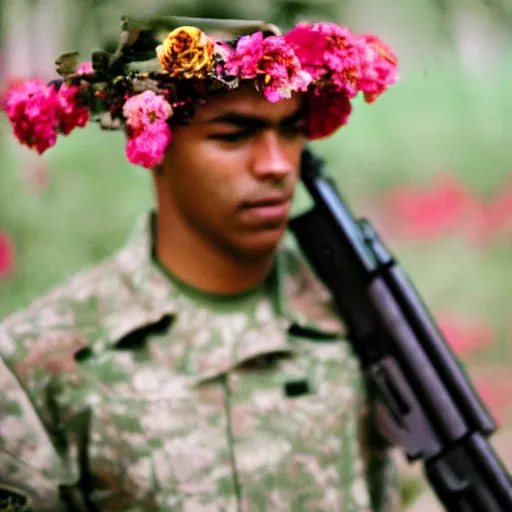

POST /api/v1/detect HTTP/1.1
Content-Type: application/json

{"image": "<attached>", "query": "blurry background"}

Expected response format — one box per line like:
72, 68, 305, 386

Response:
1, 0, 511, 509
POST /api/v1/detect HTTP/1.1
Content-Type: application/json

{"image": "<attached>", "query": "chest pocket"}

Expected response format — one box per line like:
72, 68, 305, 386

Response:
62, 349, 239, 512
226, 324, 372, 512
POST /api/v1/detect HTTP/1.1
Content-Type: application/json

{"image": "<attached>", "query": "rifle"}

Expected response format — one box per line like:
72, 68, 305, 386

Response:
288, 148, 512, 511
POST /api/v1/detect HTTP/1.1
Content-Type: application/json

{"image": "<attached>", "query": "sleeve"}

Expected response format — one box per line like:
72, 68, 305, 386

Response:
0, 329, 87, 512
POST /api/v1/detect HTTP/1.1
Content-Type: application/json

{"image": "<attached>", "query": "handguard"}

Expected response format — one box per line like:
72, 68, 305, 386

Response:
288, 148, 512, 511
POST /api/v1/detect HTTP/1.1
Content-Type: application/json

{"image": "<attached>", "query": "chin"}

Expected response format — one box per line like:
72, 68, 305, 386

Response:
231, 225, 286, 261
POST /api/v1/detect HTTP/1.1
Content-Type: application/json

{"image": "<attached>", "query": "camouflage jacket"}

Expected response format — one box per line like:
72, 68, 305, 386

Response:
0, 214, 401, 512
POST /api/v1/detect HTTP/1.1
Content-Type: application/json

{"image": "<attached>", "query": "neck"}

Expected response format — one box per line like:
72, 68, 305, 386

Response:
154, 211, 275, 295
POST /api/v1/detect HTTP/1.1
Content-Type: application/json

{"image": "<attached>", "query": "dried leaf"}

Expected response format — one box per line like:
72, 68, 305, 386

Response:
212, 75, 240, 90
55, 52, 80, 77
131, 77, 162, 93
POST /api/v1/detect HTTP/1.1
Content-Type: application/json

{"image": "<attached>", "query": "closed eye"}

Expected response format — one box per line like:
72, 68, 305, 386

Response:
282, 123, 306, 138
209, 131, 254, 143
209, 123, 306, 144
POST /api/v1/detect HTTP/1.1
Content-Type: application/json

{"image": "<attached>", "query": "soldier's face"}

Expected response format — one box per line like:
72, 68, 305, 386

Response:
158, 84, 307, 259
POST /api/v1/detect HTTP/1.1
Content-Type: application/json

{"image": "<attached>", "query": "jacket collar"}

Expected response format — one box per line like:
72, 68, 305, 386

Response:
102, 213, 345, 376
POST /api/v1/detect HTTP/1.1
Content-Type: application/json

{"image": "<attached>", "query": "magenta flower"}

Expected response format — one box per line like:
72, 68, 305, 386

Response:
224, 32, 263, 78
285, 22, 362, 98
5, 79, 91, 153
213, 41, 234, 76
5, 80, 59, 154
125, 126, 172, 169
123, 90, 173, 133
0, 232, 14, 278
224, 31, 312, 103
76, 61, 94, 75
284, 24, 330, 81
357, 34, 399, 103
56, 84, 90, 135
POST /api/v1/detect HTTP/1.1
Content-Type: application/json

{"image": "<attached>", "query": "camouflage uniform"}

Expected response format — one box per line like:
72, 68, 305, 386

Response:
0, 213, 400, 512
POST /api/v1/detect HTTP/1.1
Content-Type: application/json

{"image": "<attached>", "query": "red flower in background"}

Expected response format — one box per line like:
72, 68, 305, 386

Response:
437, 313, 494, 357
478, 177, 512, 244
436, 314, 512, 424
375, 171, 512, 246
0, 233, 14, 278
381, 172, 485, 240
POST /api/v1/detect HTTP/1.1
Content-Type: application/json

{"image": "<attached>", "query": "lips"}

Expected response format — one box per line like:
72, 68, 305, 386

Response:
241, 194, 293, 223
243, 194, 292, 208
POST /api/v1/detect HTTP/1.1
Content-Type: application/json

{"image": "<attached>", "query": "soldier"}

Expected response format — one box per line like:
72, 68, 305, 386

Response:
1, 16, 402, 511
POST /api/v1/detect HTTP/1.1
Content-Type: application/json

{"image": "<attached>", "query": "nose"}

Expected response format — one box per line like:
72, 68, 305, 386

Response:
251, 131, 295, 181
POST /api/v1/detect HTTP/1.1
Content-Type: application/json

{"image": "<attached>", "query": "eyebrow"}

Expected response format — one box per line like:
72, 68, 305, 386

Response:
203, 108, 305, 129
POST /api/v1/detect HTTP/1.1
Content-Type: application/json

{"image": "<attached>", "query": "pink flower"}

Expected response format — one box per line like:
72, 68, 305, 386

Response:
125, 125, 172, 169
357, 34, 399, 103
122, 91, 174, 168
305, 88, 352, 140
56, 84, 90, 135
224, 32, 263, 78
224, 31, 312, 103
76, 61, 94, 75
284, 24, 331, 80
285, 22, 361, 98
214, 41, 234, 75
5, 80, 59, 154
123, 90, 173, 133
0, 232, 14, 278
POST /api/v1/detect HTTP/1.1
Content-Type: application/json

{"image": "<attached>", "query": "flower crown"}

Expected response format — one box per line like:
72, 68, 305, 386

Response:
4, 16, 399, 169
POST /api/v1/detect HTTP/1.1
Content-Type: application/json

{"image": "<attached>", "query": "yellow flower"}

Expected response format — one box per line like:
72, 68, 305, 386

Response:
156, 26, 214, 79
